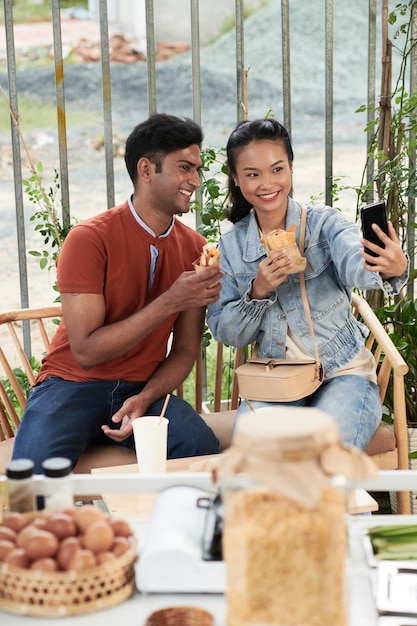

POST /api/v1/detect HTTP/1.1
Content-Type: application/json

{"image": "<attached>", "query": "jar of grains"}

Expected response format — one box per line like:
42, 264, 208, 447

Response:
5, 458, 36, 514
215, 406, 377, 626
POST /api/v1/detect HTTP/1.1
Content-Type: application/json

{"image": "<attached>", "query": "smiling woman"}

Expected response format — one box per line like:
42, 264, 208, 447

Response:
207, 117, 409, 455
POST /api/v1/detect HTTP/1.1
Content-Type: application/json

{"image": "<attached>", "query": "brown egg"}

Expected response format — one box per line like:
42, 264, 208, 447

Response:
73, 505, 106, 533
4, 547, 30, 569
96, 551, 117, 564
110, 518, 132, 538
16, 524, 39, 549
82, 520, 114, 553
1, 512, 28, 533
31, 516, 48, 531
67, 548, 97, 571
111, 536, 131, 556
20, 529, 59, 560
62, 506, 78, 520
0, 539, 16, 560
44, 512, 77, 539
0, 525, 17, 543
56, 536, 82, 570
30, 557, 58, 572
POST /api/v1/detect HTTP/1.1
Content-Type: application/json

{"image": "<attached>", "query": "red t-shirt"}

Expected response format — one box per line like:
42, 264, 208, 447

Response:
37, 200, 206, 382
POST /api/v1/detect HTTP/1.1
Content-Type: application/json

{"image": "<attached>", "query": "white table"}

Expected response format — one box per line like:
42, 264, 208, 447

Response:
1, 468, 416, 626
91, 456, 379, 518
0, 514, 399, 626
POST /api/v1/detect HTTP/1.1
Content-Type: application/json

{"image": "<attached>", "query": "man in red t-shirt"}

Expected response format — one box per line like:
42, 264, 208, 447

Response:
12, 113, 223, 471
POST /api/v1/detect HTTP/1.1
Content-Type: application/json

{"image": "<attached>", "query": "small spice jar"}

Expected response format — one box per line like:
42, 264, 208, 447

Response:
5, 458, 36, 514
41, 457, 73, 510
216, 406, 377, 626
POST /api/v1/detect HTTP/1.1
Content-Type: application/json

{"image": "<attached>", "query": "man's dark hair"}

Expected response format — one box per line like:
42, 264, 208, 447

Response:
124, 113, 204, 185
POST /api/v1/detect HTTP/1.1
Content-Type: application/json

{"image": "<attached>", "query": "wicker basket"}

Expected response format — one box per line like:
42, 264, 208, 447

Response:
145, 606, 214, 626
0, 539, 137, 617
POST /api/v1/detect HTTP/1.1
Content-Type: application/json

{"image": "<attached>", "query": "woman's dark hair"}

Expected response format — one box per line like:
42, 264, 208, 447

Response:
226, 118, 294, 223
125, 113, 203, 185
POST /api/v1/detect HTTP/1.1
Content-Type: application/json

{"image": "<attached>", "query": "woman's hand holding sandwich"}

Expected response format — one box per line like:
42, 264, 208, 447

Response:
250, 249, 292, 299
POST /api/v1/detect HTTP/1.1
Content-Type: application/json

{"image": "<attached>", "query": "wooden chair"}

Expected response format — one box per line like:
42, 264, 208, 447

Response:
0, 306, 137, 475
351, 292, 410, 514
0, 298, 411, 513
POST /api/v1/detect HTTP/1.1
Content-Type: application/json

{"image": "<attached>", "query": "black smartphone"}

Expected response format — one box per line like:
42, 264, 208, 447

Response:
360, 200, 389, 257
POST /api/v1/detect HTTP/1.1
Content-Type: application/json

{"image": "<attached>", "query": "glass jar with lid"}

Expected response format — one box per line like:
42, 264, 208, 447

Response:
5, 458, 36, 514
41, 457, 73, 510
215, 406, 377, 626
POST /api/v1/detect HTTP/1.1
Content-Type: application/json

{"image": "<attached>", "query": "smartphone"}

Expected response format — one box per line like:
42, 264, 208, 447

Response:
360, 200, 389, 257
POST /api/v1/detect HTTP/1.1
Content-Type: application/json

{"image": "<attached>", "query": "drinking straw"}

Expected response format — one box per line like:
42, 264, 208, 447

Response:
245, 398, 256, 414
158, 393, 171, 425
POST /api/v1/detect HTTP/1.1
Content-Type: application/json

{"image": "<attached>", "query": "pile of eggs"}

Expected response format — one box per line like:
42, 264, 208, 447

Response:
0, 505, 133, 572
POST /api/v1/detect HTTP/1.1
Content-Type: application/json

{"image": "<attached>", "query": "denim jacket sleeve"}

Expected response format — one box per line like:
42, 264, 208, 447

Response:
207, 214, 276, 347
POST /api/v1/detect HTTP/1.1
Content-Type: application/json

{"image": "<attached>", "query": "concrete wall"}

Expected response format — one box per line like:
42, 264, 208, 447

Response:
88, 0, 265, 46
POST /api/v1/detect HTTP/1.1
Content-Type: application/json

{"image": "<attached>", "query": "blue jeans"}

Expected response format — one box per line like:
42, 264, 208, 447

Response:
12, 378, 220, 473
236, 375, 382, 450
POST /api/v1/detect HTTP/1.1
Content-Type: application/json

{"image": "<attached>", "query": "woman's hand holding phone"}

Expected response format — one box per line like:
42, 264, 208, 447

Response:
360, 201, 407, 278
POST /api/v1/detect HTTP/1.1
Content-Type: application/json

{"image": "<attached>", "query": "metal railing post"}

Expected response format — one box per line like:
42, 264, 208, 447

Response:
3, 0, 30, 352
235, 0, 245, 122
325, 0, 334, 207
145, 0, 157, 114
98, 0, 115, 209
281, 0, 291, 139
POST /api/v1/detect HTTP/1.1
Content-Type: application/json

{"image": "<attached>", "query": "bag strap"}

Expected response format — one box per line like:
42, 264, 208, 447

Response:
298, 207, 320, 364
253, 207, 321, 372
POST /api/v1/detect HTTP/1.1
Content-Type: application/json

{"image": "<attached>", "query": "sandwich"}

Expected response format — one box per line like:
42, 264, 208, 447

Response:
193, 243, 220, 271
260, 224, 297, 250
260, 224, 307, 274
193, 243, 221, 287
197, 243, 220, 268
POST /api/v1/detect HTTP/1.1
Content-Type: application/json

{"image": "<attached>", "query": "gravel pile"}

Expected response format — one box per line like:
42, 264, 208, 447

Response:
0, 0, 405, 150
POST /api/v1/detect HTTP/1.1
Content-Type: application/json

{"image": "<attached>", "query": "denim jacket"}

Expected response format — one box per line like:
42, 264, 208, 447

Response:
207, 198, 408, 377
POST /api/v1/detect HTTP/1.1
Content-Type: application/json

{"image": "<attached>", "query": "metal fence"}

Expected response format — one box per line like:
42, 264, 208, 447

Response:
2, 0, 416, 326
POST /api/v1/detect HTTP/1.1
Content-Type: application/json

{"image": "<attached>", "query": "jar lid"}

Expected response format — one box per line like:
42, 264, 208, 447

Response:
235, 407, 339, 457
42, 457, 72, 478
6, 458, 35, 479
211, 406, 377, 508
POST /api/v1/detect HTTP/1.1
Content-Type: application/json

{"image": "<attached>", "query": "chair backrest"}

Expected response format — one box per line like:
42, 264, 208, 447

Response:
176, 342, 244, 414
0, 306, 63, 442
351, 293, 409, 471
0, 305, 245, 441
351, 293, 409, 399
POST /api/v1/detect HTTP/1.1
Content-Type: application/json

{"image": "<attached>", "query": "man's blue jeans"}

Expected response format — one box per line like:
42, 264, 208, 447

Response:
236, 374, 382, 450
12, 378, 220, 472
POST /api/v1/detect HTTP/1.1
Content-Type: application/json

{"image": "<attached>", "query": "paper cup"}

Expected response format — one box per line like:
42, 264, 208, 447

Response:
131, 416, 169, 473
